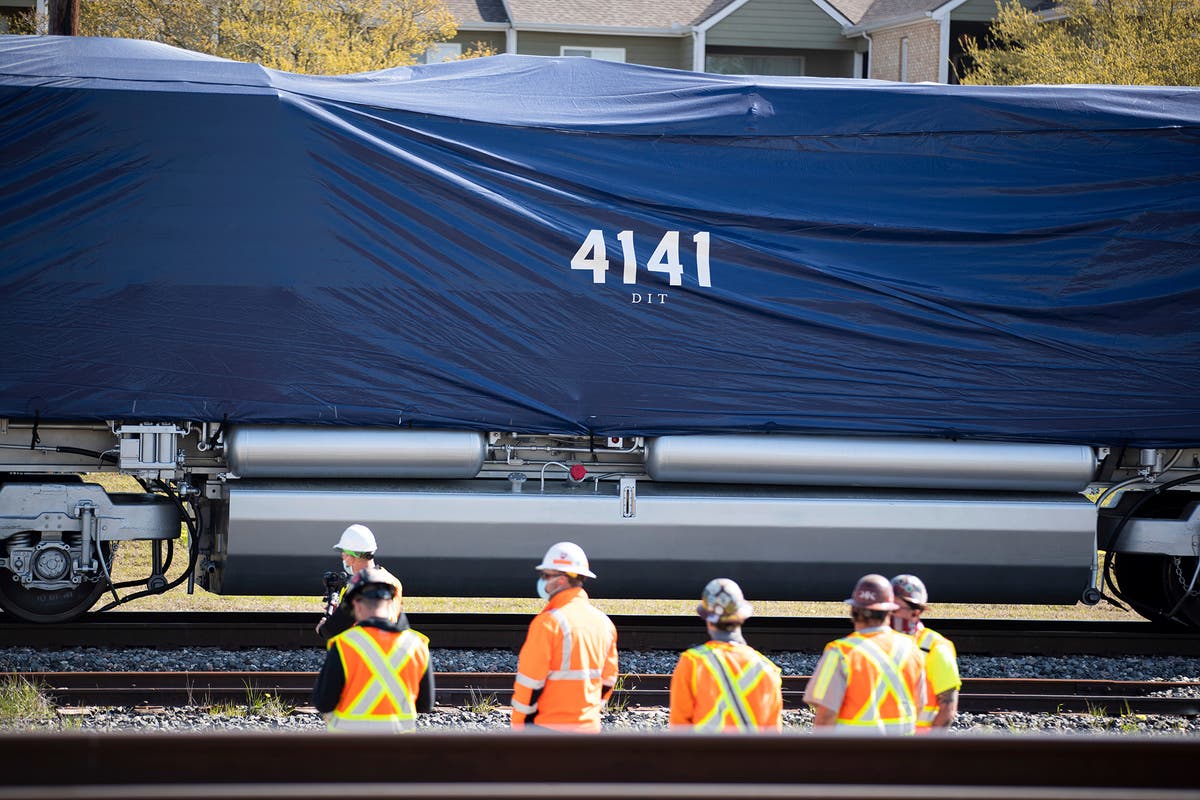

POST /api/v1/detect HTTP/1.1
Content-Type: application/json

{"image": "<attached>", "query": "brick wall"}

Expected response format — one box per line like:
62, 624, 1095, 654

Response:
870, 19, 942, 82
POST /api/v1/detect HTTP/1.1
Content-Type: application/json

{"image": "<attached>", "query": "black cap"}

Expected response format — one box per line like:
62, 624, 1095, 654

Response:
358, 584, 396, 600
344, 567, 400, 602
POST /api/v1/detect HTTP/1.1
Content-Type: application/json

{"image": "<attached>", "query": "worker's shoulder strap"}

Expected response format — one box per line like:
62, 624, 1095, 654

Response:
916, 627, 946, 653
842, 633, 916, 718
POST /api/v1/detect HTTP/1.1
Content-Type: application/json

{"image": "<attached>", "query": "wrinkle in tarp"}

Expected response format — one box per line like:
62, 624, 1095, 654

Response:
2, 36, 1199, 445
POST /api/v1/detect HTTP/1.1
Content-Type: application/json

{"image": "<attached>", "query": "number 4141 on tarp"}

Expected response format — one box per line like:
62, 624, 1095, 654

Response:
570, 230, 712, 287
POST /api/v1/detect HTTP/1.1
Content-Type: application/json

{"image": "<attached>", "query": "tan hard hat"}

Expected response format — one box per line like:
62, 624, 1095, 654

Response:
891, 574, 929, 606
845, 573, 899, 611
697, 578, 753, 625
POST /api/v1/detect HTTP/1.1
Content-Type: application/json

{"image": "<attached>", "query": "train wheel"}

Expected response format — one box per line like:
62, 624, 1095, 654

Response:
1162, 556, 1200, 628
0, 540, 113, 623
0, 577, 108, 623
1111, 552, 1170, 621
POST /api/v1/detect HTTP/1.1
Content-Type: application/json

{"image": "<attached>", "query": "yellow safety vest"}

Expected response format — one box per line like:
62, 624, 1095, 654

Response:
914, 626, 960, 730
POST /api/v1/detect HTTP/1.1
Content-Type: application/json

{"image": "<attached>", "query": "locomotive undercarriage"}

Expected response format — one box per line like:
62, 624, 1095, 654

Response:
0, 419, 1197, 626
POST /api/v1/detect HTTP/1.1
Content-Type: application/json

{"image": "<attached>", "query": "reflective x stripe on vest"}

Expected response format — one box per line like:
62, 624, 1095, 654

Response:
513, 607, 606, 716
329, 628, 421, 732
838, 634, 917, 734
692, 646, 768, 731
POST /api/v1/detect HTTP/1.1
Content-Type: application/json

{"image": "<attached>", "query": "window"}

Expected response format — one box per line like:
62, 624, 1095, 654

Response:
560, 46, 626, 63
423, 43, 462, 64
900, 37, 909, 82
705, 54, 805, 76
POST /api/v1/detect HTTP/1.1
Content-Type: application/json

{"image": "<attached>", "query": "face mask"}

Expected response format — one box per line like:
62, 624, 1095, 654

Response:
343, 560, 354, 576
892, 614, 920, 635
536, 577, 551, 600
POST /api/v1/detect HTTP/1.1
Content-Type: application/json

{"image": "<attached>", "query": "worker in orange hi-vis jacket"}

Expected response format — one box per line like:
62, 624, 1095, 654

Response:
511, 542, 618, 732
804, 573, 927, 735
669, 578, 783, 731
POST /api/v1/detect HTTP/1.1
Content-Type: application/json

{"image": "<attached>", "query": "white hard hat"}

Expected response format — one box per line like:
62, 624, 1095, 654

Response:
535, 541, 596, 579
334, 524, 377, 554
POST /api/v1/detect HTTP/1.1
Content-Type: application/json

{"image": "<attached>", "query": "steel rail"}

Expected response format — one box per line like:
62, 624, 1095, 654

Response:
11, 671, 1200, 716
0, 787, 1195, 800
0, 731, 1195, 797
1, 612, 1198, 655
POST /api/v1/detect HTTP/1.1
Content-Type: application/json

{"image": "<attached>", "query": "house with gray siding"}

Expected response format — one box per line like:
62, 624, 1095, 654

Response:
440, 0, 1049, 84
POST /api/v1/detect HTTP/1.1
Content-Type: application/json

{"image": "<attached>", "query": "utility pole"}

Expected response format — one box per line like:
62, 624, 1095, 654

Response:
48, 0, 78, 35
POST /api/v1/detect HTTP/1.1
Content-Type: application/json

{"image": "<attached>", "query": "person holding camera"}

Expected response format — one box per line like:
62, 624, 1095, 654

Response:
312, 566, 434, 732
316, 524, 402, 643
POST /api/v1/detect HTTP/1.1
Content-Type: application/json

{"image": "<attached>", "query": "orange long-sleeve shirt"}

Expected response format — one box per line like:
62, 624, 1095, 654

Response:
511, 587, 618, 732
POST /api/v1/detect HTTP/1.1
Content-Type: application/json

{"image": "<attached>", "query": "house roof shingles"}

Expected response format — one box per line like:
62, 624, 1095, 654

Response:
443, 0, 509, 25
862, 0, 953, 25
505, 0, 739, 29
823, 0, 875, 25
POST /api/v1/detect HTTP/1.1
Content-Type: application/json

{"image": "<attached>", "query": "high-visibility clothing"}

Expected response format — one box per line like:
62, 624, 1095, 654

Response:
914, 625, 961, 730
804, 627, 926, 735
669, 640, 783, 731
511, 586, 618, 732
327, 625, 429, 733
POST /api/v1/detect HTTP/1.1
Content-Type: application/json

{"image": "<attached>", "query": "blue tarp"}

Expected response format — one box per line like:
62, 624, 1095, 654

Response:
2, 35, 1199, 445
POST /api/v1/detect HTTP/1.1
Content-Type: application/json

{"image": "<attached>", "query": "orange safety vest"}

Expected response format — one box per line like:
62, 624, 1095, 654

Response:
328, 625, 429, 733
914, 626, 959, 731
669, 640, 783, 731
511, 587, 618, 732
812, 628, 925, 735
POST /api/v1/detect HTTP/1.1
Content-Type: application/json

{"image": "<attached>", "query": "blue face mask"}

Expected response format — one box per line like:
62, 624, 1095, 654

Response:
343, 560, 354, 576
536, 577, 550, 600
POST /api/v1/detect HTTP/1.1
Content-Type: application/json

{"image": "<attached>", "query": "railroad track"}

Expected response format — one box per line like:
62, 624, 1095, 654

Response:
2, 730, 1196, 799
2, 611, 1199, 655
12, 671, 1200, 716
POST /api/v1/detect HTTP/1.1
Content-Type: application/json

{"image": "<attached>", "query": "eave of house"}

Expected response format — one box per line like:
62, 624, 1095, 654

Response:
507, 22, 691, 37
455, 21, 512, 30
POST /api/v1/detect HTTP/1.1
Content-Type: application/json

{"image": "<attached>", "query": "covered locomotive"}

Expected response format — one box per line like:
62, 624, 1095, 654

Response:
1, 35, 1198, 624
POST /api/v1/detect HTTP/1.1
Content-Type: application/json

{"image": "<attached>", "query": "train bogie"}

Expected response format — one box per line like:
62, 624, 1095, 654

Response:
1, 421, 1197, 627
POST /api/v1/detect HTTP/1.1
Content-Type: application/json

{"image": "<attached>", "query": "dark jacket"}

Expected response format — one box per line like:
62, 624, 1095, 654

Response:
316, 593, 355, 642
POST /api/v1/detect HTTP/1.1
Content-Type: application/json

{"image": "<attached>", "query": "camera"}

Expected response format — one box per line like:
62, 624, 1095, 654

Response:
322, 570, 347, 594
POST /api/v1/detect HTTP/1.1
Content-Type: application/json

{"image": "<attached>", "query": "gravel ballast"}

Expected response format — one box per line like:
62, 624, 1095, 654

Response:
2, 645, 1197, 735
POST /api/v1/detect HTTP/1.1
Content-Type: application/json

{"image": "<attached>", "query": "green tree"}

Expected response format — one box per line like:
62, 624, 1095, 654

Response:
458, 41, 499, 60
5, 7, 43, 33
80, 0, 458, 74
959, 0, 1200, 85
